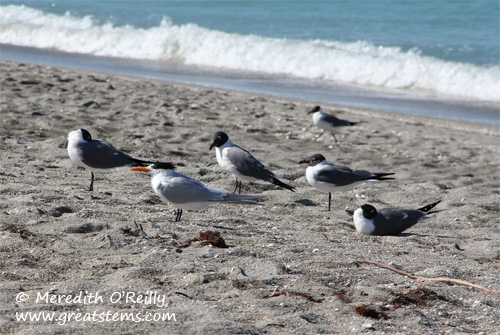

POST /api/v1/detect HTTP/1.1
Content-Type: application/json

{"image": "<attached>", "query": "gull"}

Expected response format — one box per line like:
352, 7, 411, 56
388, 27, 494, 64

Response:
298, 154, 394, 211
130, 163, 265, 222
353, 201, 442, 236
67, 128, 160, 191
209, 131, 295, 194
307, 105, 359, 142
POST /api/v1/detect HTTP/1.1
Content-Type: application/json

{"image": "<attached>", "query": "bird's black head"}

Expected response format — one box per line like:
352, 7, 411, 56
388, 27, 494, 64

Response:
298, 153, 326, 166
360, 204, 378, 219
81, 129, 92, 142
209, 131, 229, 150
307, 105, 321, 115
152, 162, 175, 170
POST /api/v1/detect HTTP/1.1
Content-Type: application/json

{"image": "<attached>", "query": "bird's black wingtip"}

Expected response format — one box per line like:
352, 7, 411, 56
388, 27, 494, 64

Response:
284, 183, 297, 192
281, 184, 296, 192
272, 177, 296, 192
131, 159, 175, 170
373, 172, 396, 181
417, 200, 442, 213
130, 158, 153, 167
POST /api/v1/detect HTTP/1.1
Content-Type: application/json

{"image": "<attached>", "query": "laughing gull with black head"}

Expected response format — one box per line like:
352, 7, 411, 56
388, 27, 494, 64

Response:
67, 128, 167, 191
353, 201, 442, 236
298, 154, 394, 211
130, 163, 264, 222
307, 105, 359, 142
209, 131, 296, 194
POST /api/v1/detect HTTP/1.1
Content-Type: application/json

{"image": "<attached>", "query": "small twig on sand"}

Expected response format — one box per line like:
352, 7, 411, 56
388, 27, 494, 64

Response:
174, 291, 192, 299
363, 259, 499, 296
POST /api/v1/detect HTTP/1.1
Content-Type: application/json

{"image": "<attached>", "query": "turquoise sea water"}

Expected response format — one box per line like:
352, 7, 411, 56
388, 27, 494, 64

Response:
3, 1, 498, 64
1, 1, 499, 124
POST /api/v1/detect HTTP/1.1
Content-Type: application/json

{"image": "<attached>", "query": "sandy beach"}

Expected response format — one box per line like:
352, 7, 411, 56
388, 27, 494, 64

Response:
1, 59, 499, 334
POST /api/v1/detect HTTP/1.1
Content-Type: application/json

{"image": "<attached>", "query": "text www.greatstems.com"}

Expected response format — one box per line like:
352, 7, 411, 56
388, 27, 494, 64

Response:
16, 310, 177, 325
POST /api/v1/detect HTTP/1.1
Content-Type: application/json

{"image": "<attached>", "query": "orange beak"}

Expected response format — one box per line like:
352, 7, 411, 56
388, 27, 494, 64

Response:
130, 166, 151, 172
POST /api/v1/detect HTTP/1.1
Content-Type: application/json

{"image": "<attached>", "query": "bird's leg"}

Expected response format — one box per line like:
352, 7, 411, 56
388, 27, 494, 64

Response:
232, 180, 239, 193
238, 181, 242, 194
328, 192, 332, 211
175, 209, 183, 222
316, 130, 325, 140
88, 172, 94, 191
332, 133, 339, 143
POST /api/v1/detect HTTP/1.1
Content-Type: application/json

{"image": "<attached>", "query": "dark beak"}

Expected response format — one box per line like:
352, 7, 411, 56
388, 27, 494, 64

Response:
307, 107, 318, 115
209, 143, 215, 151
298, 159, 308, 164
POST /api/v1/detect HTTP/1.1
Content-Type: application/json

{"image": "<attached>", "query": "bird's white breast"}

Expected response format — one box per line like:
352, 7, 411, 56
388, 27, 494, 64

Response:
305, 166, 321, 187
305, 165, 336, 192
313, 112, 336, 132
216, 144, 253, 181
67, 132, 88, 170
353, 208, 376, 235
216, 142, 236, 170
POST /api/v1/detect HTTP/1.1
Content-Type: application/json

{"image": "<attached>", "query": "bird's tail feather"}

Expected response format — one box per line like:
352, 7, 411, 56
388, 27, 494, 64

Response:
220, 194, 266, 204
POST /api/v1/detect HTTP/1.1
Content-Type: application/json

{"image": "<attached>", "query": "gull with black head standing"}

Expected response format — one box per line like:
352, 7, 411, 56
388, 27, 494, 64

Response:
67, 128, 164, 191
130, 163, 264, 222
298, 154, 394, 211
353, 201, 442, 236
307, 105, 359, 142
209, 131, 295, 194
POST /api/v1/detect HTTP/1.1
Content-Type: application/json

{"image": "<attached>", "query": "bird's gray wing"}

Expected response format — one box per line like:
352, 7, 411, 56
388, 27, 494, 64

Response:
374, 209, 425, 235
315, 165, 368, 186
322, 113, 354, 126
157, 175, 218, 204
226, 146, 275, 181
80, 140, 135, 169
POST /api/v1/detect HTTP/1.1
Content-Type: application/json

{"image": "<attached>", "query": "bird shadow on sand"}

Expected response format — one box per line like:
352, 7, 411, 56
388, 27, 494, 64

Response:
397, 232, 451, 239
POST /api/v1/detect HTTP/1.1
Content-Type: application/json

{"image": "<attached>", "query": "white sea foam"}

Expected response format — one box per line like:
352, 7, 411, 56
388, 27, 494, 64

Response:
1, 5, 499, 102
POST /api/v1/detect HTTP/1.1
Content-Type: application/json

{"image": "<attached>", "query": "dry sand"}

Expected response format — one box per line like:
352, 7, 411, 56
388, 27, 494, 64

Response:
1, 60, 499, 334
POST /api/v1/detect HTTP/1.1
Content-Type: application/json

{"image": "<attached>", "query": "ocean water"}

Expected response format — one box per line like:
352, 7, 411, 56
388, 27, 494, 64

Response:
1, 1, 499, 124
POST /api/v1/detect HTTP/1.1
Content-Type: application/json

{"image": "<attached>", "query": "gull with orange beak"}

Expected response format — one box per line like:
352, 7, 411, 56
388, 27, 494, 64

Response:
130, 163, 265, 222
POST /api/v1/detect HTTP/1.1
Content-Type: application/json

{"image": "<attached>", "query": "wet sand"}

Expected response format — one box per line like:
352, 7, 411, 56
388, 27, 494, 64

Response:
1, 60, 499, 334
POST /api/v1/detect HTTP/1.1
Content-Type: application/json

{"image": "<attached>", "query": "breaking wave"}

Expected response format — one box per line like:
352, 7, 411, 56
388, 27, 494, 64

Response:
1, 5, 499, 101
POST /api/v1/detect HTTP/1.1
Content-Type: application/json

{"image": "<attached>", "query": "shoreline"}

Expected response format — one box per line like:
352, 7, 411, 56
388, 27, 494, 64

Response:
1, 59, 499, 334
2, 44, 499, 127
2, 55, 497, 135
